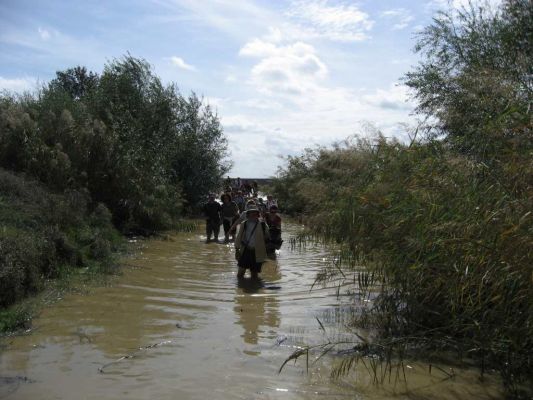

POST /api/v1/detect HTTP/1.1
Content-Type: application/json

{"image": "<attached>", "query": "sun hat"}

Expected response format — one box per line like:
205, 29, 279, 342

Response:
246, 206, 260, 214
244, 200, 256, 210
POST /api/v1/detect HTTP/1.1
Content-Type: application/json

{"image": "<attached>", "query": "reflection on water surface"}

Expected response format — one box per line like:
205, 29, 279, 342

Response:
0, 222, 502, 399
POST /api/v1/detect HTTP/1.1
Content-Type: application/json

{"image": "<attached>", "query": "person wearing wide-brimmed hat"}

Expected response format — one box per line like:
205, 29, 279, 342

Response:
234, 206, 270, 279
229, 199, 256, 233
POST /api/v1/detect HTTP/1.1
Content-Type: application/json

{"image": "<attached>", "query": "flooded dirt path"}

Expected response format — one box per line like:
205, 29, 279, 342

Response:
0, 222, 501, 399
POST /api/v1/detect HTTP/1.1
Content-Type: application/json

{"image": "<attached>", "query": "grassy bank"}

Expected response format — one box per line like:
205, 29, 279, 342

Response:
0, 168, 123, 333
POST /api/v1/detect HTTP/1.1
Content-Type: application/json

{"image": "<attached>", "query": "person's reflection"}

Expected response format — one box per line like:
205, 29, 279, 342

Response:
234, 261, 281, 353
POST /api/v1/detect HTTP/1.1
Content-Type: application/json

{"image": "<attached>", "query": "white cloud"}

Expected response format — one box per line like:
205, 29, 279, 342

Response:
0, 28, 104, 73
286, 0, 374, 42
38, 27, 51, 40
169, 56, 196, 71
225, 66, 417, 177
225, 74, 237, 83
239, 38, 278, 58
381, 8, 414, 30
391, 58, 412, 65
235, 98, 283, 110
153, 0, 275, 40
224, 79, 417, 172
240, 39, 328, 96
203, 96, 226, 109
222, 114, 265, 134
235, 31, 417, 174
429, 0, 503, 12
0, 76, 36, 92
361, 84, 414, 111
263, 26, 283, 43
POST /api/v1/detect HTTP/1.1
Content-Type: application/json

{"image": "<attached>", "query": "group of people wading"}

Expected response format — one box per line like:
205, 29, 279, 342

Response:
203, 179, 282, 279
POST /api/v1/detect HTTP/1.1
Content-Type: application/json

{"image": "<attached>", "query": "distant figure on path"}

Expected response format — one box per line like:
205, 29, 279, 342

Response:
266, 195, 277, 211
234, 190, 245, 212
265, 204, 283, 253
243, 180, 251, 195
257, 197, 267, 216
221, 193, 239, 243
235, 206, 270, 279
203, 193, 222, 243
224, 175, 232, 191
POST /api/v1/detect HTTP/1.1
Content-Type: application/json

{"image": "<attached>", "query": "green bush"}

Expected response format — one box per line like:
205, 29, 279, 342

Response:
0, 55, 230, 232
275, 135, 532, 396
0, 169, 121, 309
273, 2, 532, 396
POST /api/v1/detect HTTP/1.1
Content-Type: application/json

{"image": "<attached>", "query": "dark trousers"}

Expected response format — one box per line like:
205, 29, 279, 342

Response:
223, 216, 238, 236
237, 247, 263, 272
223, 218, 232, 235
206, 219, 220, 240
270, 228, 282, 247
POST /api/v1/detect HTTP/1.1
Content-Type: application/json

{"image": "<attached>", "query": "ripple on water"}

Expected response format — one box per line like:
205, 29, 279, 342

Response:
0, 222, 503, 400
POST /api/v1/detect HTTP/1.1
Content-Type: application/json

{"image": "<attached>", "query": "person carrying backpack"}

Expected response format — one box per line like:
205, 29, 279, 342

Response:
234, 206, 270, 279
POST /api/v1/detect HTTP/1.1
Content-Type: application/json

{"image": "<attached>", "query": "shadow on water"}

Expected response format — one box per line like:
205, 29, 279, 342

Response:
234, 264, 281, 352
237, 276, 264, 293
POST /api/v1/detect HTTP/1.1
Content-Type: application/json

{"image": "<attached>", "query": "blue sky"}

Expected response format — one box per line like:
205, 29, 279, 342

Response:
0, 0, 496, 177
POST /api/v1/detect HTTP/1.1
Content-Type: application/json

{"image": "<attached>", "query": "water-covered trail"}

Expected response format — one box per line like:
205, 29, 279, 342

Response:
0, 222, 501, 399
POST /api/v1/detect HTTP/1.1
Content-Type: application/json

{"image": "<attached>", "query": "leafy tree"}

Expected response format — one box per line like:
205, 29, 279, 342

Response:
404, 0, 532, 163
50, 66, 99, 100
272, 148, 320, 215
0, 55, 230, 231
171, 93, 231, 208
88, 56, 180, 229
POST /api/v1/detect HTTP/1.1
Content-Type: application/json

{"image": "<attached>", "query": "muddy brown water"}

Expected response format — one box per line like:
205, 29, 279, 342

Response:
1, 222, 502, 399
